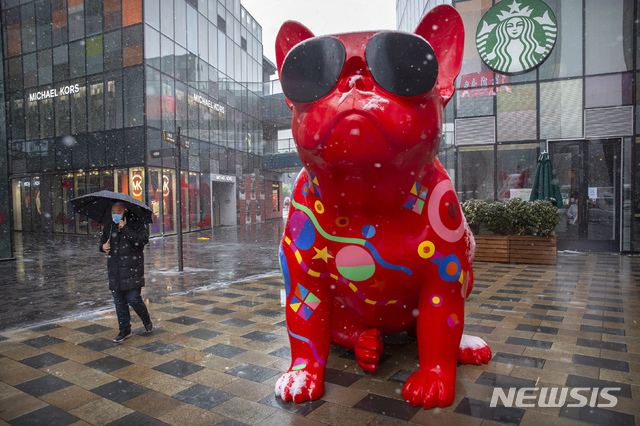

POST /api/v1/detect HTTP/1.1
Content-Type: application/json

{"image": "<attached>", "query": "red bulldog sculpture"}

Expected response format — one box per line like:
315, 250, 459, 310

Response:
275, 5, 491, 409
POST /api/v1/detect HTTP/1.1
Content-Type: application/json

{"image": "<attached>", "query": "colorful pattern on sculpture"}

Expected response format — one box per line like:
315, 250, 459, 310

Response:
403, 182, 429, 214
275, 4, 489, 410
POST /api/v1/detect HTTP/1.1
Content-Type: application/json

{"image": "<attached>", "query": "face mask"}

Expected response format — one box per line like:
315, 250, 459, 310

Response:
112, 214, 123, 223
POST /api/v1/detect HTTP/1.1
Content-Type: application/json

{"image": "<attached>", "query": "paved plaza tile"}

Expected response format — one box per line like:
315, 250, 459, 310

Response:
0, 253, 638, 425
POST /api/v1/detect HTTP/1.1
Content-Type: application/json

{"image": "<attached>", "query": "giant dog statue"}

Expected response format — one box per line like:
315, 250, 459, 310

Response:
275, 5, 491, 409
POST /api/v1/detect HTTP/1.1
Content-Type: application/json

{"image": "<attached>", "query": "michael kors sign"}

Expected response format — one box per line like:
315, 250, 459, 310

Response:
28, 84, 82, 101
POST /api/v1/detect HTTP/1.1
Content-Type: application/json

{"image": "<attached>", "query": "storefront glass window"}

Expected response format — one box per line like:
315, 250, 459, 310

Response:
104, 30, 122, 70
70, 83, 88, 134
68, 2, 85, 41
538, 0, 582, 80
161, 35, 175, 75
104, 0, 122, 32
146, 67, 162, 129
23, 53, 38, 88
122, 24, 143, 67
74, 172, 88, 234
200, 176, 211, 228
86, 35, 104, 75
51, 0, 69, 46
25, 98, 39, 140
585, 73, 633, 108
457, 145, 495, 202
39, 98, 54, 138
149, 168, 163, 236
87, 171, 102, 234
496, 144, 537, 201
52, 176, 63, 233
115, 168, 129, 194
69, 40, 86, 78
88, 79, 105, 132
53, 45, 69, 82
124, 66, 144, 127
188, 172, 199, 230
540, 79, 583, 140
21, 3, 36, 54
130, 168, 145, 205
145, 25, 161, 69
585, 0, 634, 75
163, 169, 177, 233
37, 48, 53, 85
146, 0, 160, 29
122, 0, 142, 27
161, 75, 176, 132
35, 0, 52, 49
497, 84, 537, 142
105, 72, 123, 130
161, 0, 174, 38
175, 0, 187, 47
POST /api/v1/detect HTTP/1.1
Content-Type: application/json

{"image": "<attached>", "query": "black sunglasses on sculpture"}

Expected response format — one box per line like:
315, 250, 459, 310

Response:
280, 32, 439, 103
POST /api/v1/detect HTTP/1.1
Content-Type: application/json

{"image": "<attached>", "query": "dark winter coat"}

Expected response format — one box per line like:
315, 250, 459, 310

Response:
99, 214, 149, 291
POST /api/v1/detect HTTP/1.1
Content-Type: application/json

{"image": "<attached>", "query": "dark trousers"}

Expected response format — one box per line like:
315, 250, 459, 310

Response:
111, 288, 151, 332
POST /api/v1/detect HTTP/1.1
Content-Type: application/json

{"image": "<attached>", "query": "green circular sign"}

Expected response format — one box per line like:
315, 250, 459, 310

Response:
476, 0, 557, 74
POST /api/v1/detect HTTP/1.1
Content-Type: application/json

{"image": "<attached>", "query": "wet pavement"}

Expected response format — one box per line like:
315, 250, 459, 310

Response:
0, 225, 639, 425
0, 220, 284, 332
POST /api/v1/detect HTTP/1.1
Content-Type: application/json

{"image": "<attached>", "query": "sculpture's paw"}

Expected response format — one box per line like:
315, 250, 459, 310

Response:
402, 370, 456, 409
458, 334, 492, 365
355, 329, 384, 373
275, 370, 324, 403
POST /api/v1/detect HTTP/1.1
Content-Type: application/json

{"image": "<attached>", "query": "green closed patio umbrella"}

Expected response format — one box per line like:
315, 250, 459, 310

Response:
529, 152, 563, 207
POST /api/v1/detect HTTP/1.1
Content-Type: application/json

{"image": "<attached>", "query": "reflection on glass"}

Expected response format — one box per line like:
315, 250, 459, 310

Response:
457, 146, 495, 202
497, 144, 537, 201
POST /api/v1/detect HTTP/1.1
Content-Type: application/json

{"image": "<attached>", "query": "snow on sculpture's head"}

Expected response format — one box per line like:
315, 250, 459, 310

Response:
275, 6, 464, 175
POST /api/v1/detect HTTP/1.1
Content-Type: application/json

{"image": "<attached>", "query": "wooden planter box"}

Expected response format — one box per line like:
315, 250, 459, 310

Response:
474, 235, 510, 263
509, 235, 557, 265
474, 235, 557, 265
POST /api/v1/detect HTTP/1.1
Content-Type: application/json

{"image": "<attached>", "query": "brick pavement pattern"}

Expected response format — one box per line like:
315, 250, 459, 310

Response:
0, 253, 638, 425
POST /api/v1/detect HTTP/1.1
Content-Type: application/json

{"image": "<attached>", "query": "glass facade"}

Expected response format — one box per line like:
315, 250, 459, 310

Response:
398, 0, 639, 253
0, 19, 12, 259
2, 0, 278, 236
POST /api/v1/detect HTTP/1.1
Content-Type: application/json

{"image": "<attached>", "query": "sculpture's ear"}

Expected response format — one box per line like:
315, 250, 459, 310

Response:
414, 5, 464, 105
275, 21, 315, 109
276, 21, 315, 77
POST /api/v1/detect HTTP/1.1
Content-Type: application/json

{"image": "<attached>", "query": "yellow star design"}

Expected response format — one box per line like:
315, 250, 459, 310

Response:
312, 246, 333, 262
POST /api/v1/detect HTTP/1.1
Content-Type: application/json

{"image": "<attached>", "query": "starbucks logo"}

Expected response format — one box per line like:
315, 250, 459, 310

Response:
476, 0, 557, 74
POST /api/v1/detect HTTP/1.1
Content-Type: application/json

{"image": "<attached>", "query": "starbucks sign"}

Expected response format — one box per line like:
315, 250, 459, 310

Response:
476, 0, 557, 74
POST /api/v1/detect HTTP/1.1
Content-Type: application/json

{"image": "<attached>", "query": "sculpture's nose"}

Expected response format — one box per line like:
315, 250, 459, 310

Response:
338, 56, 374, 92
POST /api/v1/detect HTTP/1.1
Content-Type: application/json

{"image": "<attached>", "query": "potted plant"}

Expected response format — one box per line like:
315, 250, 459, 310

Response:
461, 198, 560, 264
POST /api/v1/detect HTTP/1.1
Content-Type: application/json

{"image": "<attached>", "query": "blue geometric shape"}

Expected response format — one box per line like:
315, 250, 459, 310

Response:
438, 254, 462, 283
293, 216, 316, 250
313, 185, 322, 199
279, 244, 291, 297
297, 284, 309, 301
403, 195, 416, 210
361, 225, 376, 239
302, 305, 314, 320
430, 256, 444, 266
418, 188, 428, 200
290, 295, 302, 306
301, 183, 310, 196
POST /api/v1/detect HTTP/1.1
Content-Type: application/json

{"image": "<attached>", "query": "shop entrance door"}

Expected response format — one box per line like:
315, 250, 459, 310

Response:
549, 139, 621, 252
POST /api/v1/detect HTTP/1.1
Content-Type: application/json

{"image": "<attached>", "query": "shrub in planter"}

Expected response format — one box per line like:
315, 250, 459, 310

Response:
483, 201, 512, 235
460, 199, 488, 234
528, 200, 561, 237
461, 198, 560, 237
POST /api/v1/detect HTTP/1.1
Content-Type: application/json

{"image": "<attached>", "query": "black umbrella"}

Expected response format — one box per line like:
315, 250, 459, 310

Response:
69, 190, 153, 225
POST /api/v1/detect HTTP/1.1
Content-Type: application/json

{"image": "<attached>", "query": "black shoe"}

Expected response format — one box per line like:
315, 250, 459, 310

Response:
113, 330, 132, 343
144, 321, 153, 333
